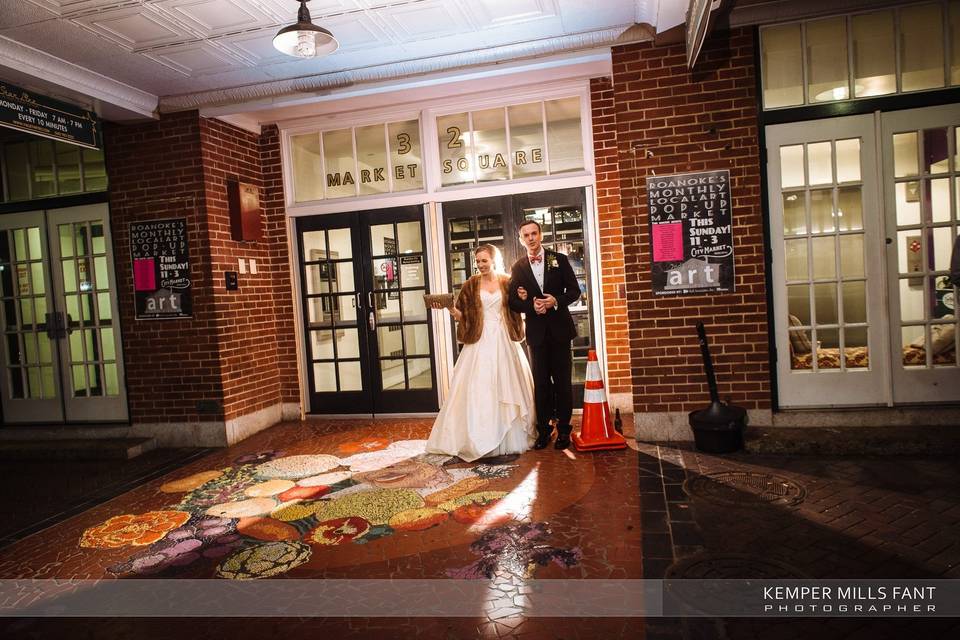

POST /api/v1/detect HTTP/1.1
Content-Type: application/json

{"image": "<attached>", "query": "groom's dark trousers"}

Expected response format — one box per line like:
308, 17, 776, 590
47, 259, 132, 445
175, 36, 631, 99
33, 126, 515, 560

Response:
508, 250, 581, 439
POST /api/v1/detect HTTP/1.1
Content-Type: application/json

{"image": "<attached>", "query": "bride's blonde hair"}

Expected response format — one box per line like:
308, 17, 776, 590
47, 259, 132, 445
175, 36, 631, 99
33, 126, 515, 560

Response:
475, 244, 505, 274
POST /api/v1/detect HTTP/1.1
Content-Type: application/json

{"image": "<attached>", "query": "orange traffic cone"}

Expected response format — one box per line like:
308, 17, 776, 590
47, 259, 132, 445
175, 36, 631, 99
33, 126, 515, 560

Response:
572, 350, 627, 451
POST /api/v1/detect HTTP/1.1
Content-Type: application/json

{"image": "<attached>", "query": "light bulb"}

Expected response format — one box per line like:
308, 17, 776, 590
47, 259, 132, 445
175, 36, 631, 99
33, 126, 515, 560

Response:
295, 32, 315, 58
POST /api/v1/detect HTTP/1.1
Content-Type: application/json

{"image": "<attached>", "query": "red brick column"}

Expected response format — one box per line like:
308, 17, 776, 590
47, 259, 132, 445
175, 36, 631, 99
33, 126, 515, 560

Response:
590, 77, 633, 404
610, 29, 771, 434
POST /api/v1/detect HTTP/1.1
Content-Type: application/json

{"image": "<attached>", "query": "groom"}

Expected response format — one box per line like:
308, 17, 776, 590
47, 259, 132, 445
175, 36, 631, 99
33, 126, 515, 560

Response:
508, 220, 581, 450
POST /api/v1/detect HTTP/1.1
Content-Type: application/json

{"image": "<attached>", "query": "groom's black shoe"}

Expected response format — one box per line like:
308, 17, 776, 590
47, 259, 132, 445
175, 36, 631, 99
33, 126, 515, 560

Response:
533, 431, 551, 450
554, 434, 571, 450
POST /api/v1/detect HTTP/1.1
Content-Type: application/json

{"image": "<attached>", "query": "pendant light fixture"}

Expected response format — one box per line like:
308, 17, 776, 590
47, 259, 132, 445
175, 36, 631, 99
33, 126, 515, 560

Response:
273, 0, 339, 59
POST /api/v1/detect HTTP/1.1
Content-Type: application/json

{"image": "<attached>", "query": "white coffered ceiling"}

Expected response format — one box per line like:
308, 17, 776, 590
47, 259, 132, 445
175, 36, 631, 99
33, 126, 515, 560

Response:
0, 0, 689, 121
0, 0, 876, 124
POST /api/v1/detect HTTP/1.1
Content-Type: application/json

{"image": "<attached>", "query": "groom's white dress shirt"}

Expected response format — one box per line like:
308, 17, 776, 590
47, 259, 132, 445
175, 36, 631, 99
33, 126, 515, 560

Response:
529, 248, 545, 291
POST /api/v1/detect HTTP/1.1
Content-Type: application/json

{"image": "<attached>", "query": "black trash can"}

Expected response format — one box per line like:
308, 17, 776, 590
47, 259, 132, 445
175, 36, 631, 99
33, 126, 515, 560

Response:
688, 322, 746, 454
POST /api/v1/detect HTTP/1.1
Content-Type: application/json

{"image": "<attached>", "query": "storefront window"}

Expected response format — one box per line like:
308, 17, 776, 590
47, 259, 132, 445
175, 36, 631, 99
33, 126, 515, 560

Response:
437, 97, 584, 187
900, 3, 945, 92
290, 119, 424, 203
807, 18, 848, 102
1, 139, 106, 203
761, 23, 804, 108
761, 3, 958, 109
508, 102, 547, 179
852, 11, 896, 98
545, 97, 584, 174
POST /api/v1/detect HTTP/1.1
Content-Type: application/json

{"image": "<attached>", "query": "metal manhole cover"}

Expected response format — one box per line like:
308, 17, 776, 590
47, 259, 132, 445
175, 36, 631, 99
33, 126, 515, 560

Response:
683, 471, 806, 507
665, 553, 810, 579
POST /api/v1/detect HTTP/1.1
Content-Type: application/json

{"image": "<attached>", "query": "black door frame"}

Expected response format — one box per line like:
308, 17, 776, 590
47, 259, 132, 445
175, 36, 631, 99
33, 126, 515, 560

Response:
296, 206, 438, 414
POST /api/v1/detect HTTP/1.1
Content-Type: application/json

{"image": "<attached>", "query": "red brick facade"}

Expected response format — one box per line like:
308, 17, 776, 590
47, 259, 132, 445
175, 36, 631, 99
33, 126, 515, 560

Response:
590, 77, 632, 397
607, 28, 771, 413
106, 111, 296, 428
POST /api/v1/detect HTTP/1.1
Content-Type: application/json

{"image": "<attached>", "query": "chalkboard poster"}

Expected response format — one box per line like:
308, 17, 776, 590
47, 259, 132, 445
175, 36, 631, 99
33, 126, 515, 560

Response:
647, 169, 735, 296
130, 218, 192, 319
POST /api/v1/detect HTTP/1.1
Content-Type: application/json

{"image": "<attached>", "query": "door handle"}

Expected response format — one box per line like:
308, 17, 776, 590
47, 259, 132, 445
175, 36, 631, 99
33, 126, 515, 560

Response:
368, 311, 376, 331
64, 313, 75, 335
355, 292, 361, 309
368, 291, 374, 308
44, 312, 68, 339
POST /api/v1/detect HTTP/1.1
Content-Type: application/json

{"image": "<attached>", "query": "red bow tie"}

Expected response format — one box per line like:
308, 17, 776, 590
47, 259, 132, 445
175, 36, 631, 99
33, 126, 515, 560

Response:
529, 254, 543, 264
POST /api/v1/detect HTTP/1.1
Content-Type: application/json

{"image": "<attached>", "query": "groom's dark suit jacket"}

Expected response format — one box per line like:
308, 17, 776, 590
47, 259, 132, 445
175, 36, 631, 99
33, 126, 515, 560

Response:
508, 250, 581, 347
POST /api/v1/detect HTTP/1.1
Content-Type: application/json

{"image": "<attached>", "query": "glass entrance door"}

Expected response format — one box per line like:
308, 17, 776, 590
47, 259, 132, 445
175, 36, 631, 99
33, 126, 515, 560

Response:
767, 106, 960, 408
297, 206, 437, 414
441, 188, 594, 404
0, 204, 127, 423
881, 105, 960, 403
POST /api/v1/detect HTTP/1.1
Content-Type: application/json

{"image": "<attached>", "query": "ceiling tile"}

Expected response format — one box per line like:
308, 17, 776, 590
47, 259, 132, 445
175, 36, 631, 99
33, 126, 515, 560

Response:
143, 40, 249, 75
253, 0, 359, 22
375, 0, 474, 40
70, 6, 195, 50
152, 0, 276, 37
464, 0, 558, 29
0, 1, 59, 28
216, 28, 292, 65
322, 11, 396, 50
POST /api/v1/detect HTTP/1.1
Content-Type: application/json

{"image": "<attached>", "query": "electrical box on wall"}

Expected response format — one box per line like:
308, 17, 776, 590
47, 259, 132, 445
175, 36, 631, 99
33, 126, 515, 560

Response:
227, 180, 262, 242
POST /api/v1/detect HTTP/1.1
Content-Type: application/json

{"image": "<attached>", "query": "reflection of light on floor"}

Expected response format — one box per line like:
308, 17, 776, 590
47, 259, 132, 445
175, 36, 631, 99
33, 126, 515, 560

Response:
469, 464, 539, 535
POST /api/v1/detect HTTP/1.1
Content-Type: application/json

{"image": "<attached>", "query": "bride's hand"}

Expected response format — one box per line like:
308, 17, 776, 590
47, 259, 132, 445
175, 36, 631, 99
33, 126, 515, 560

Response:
449, 307, 462, 321
517, 286, 528, 301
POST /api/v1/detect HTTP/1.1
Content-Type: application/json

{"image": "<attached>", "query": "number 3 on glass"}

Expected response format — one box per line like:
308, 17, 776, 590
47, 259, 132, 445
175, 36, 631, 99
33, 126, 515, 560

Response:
395, 132, 411, 155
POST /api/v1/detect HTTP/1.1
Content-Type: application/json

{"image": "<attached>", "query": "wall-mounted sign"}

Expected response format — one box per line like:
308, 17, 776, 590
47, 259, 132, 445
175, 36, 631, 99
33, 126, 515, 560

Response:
0, 82, 100, 149
648, 169, 735, 296
130, 218, 192, 319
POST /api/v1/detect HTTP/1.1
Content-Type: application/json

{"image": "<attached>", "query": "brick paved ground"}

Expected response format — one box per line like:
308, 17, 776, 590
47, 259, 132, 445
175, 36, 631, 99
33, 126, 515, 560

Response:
638, 443, 960, 640
1, 420, 959, 638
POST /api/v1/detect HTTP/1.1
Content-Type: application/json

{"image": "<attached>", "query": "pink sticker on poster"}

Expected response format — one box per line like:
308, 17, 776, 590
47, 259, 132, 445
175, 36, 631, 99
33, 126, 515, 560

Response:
652, 222, 683, 262
133, 258, 156, 291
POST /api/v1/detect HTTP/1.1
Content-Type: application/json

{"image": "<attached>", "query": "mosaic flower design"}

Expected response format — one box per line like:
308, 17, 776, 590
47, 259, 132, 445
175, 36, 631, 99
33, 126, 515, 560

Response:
244, 480, 296, 497
160, 470, 224, 493
216, 541, 313, 580
312, 488, 425, 525
342, 440, 427, 473
297, 471, 352, 487
306, 517, 371, 546
277, 485, 328, 502
205, 497, 277, 519
424, 477, 490, 506
255, 455, 342, 480
271, 501, 323, 522
437, 491, 507, 513
388, 507, 448, 531
80, 510, 191, 549
446, 522, 581, 580
107, 516, 241, 575
471, 464, 518, 480
354, 460, 451, 489
178, 466, 260, 513
233, 450, 285, 466
236, 517, 301, 542
337, 437, 390, 455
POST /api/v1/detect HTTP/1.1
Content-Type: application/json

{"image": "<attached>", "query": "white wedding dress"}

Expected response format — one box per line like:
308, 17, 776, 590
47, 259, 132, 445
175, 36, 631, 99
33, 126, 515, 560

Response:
426, 288, 535, 462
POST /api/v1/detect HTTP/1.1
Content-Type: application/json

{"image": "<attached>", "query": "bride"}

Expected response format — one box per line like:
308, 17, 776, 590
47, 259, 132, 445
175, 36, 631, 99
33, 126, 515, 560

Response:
426, 244, 535, 461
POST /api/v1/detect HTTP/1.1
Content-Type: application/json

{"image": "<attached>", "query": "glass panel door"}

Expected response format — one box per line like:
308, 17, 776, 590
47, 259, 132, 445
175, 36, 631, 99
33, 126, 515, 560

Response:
362, 207, 437, 412
0, 204, 127, 424
299, 213, 370, 413
0, 211, 62, 422
766, 114, 887, 407
48, 204, 127, 421
881, 105, 960, 403
440, 188, 594, 405
297, 206, 438, 414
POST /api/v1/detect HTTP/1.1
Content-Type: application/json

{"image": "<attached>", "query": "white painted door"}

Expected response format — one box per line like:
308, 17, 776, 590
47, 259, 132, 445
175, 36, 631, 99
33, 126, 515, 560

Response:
881, 104, 960, 403
767, 114, 888, 407
0, 204, 127, 423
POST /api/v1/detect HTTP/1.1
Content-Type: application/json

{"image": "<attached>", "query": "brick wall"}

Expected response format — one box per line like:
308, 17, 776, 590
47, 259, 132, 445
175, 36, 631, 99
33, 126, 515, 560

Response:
106, 111, 296, 427
609, 28, 771, 413
106, 111, 223, 423
590, 77, 632, 396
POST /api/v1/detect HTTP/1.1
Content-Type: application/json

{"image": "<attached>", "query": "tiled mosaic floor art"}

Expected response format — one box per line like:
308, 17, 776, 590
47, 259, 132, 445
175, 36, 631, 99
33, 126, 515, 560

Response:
0, 418, 645, 639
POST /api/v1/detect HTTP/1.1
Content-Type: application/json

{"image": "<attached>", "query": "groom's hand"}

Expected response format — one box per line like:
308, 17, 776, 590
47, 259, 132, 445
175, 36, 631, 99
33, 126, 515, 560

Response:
534, 294, 557, 314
